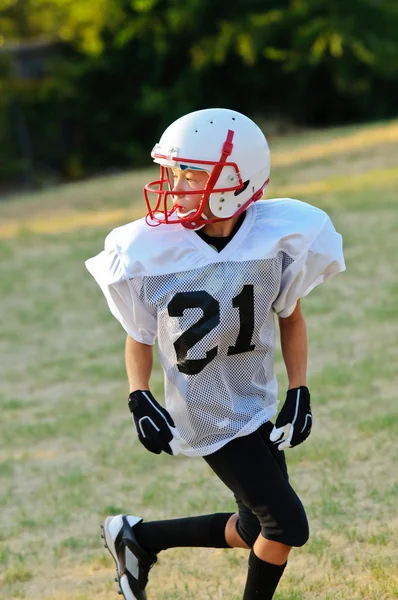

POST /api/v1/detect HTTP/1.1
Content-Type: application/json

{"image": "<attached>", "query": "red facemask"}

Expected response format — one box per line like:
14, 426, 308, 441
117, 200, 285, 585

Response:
144, 130, 249, 229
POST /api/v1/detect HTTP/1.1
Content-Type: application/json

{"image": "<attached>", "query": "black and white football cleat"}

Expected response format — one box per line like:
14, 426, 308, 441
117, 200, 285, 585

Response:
101, 514, 157, 600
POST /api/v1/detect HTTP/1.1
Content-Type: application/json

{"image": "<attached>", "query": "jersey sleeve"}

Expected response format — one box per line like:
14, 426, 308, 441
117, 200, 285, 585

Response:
85, 234, 157, 345
272, 215, 346, 318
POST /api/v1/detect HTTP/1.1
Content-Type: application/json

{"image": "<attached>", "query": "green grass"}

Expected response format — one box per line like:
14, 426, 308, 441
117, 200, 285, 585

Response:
0, 120, 397, 599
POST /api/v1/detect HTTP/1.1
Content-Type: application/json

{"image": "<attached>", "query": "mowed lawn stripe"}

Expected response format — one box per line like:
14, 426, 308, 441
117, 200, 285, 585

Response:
272, 120, 398, 165
1, 165, 398, 240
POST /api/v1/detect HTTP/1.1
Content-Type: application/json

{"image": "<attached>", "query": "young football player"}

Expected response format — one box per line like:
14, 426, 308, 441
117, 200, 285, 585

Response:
86, 108, 345, 600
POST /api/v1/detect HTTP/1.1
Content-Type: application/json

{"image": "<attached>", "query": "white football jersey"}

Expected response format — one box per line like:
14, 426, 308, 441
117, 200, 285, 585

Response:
86, 199, 345, 456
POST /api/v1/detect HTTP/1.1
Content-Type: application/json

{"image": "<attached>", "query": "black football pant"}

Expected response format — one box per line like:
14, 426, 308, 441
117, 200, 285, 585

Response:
203, 421, 309, 548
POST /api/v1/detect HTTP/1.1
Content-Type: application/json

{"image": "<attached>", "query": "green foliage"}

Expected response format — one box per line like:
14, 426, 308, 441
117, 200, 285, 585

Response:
0, 0, 125, 54
0, 0, 398, 184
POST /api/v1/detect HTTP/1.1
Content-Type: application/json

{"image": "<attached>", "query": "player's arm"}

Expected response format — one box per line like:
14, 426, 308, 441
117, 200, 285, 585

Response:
125, 335, 176, 455
278, 300, 307, 390
270, 300, 312, 450
125, 335, 153, 392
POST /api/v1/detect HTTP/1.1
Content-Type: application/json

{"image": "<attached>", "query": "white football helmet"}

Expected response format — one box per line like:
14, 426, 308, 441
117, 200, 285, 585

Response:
144, 108, 270, 229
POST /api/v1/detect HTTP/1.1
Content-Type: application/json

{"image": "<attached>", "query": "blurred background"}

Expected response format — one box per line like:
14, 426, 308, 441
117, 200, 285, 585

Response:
1, 0, 398, 193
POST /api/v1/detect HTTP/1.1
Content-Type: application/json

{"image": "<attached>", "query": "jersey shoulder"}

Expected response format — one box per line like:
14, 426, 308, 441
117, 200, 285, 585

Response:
253, 198, 331, 258
256, 197, 328, 228
105, 217, 196, 278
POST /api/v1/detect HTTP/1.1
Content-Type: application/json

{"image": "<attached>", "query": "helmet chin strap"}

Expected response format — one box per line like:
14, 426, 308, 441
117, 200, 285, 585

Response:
177, 130, 235, 230
178, 208, 209, 231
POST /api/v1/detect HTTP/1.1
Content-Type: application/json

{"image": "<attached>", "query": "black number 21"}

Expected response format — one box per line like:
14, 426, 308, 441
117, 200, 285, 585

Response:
167, 285, 255, 375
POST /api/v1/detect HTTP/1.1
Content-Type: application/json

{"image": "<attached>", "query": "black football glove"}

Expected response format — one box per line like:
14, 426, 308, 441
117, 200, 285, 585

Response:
269, 386, 312, 450
128, 390, 176, 455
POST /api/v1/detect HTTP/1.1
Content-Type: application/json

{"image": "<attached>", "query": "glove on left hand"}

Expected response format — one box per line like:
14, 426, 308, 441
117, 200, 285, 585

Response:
269, 386, 312, 450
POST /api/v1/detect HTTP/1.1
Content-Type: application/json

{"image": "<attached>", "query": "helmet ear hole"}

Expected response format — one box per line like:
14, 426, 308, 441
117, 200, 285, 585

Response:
234, 180, 250, 197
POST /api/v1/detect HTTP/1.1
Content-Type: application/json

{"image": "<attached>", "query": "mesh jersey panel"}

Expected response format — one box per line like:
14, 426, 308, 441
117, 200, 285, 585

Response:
129, 252, 294, 456
86, 199, 345, 455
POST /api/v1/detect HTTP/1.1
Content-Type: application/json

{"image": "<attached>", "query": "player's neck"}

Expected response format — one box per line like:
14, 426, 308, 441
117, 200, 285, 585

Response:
202, 215, 241, 238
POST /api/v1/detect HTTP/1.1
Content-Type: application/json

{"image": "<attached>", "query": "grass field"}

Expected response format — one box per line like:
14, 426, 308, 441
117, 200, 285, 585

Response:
1, 120, 397, 600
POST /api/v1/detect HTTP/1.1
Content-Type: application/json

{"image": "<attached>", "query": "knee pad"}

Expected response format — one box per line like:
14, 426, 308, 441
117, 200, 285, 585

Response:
290, 520, 310, 548
257, 507, 309, 547
236, 517, 261, 548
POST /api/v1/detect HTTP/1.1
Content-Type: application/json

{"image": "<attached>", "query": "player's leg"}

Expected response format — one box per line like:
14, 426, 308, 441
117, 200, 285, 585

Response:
204, 421, 309, 600
225, 491, 261, 549
227, 458, 292, 597
133, 512, 234, 553
241, 422, 301, 598
102, 475, 262, 598
102, 483, 264, 599
114, 468, 263, 557
225, 513, 251, 549
103, 422, 307, 600
102, 511, 234, 600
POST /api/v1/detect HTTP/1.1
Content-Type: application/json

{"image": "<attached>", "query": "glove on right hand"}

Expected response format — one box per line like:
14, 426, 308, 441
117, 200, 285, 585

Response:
128, 390, 176, 455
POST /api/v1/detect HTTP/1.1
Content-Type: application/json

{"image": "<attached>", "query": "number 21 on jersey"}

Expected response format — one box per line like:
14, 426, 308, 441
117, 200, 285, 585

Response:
167, 285, 255, 375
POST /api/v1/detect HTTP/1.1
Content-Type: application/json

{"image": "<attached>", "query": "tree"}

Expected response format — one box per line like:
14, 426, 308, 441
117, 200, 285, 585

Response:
1, 0, 397, 183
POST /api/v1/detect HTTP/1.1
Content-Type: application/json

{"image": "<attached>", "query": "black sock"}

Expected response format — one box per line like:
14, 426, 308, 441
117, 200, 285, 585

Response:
134, 513, 233, 554
243, 550, 287, 600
